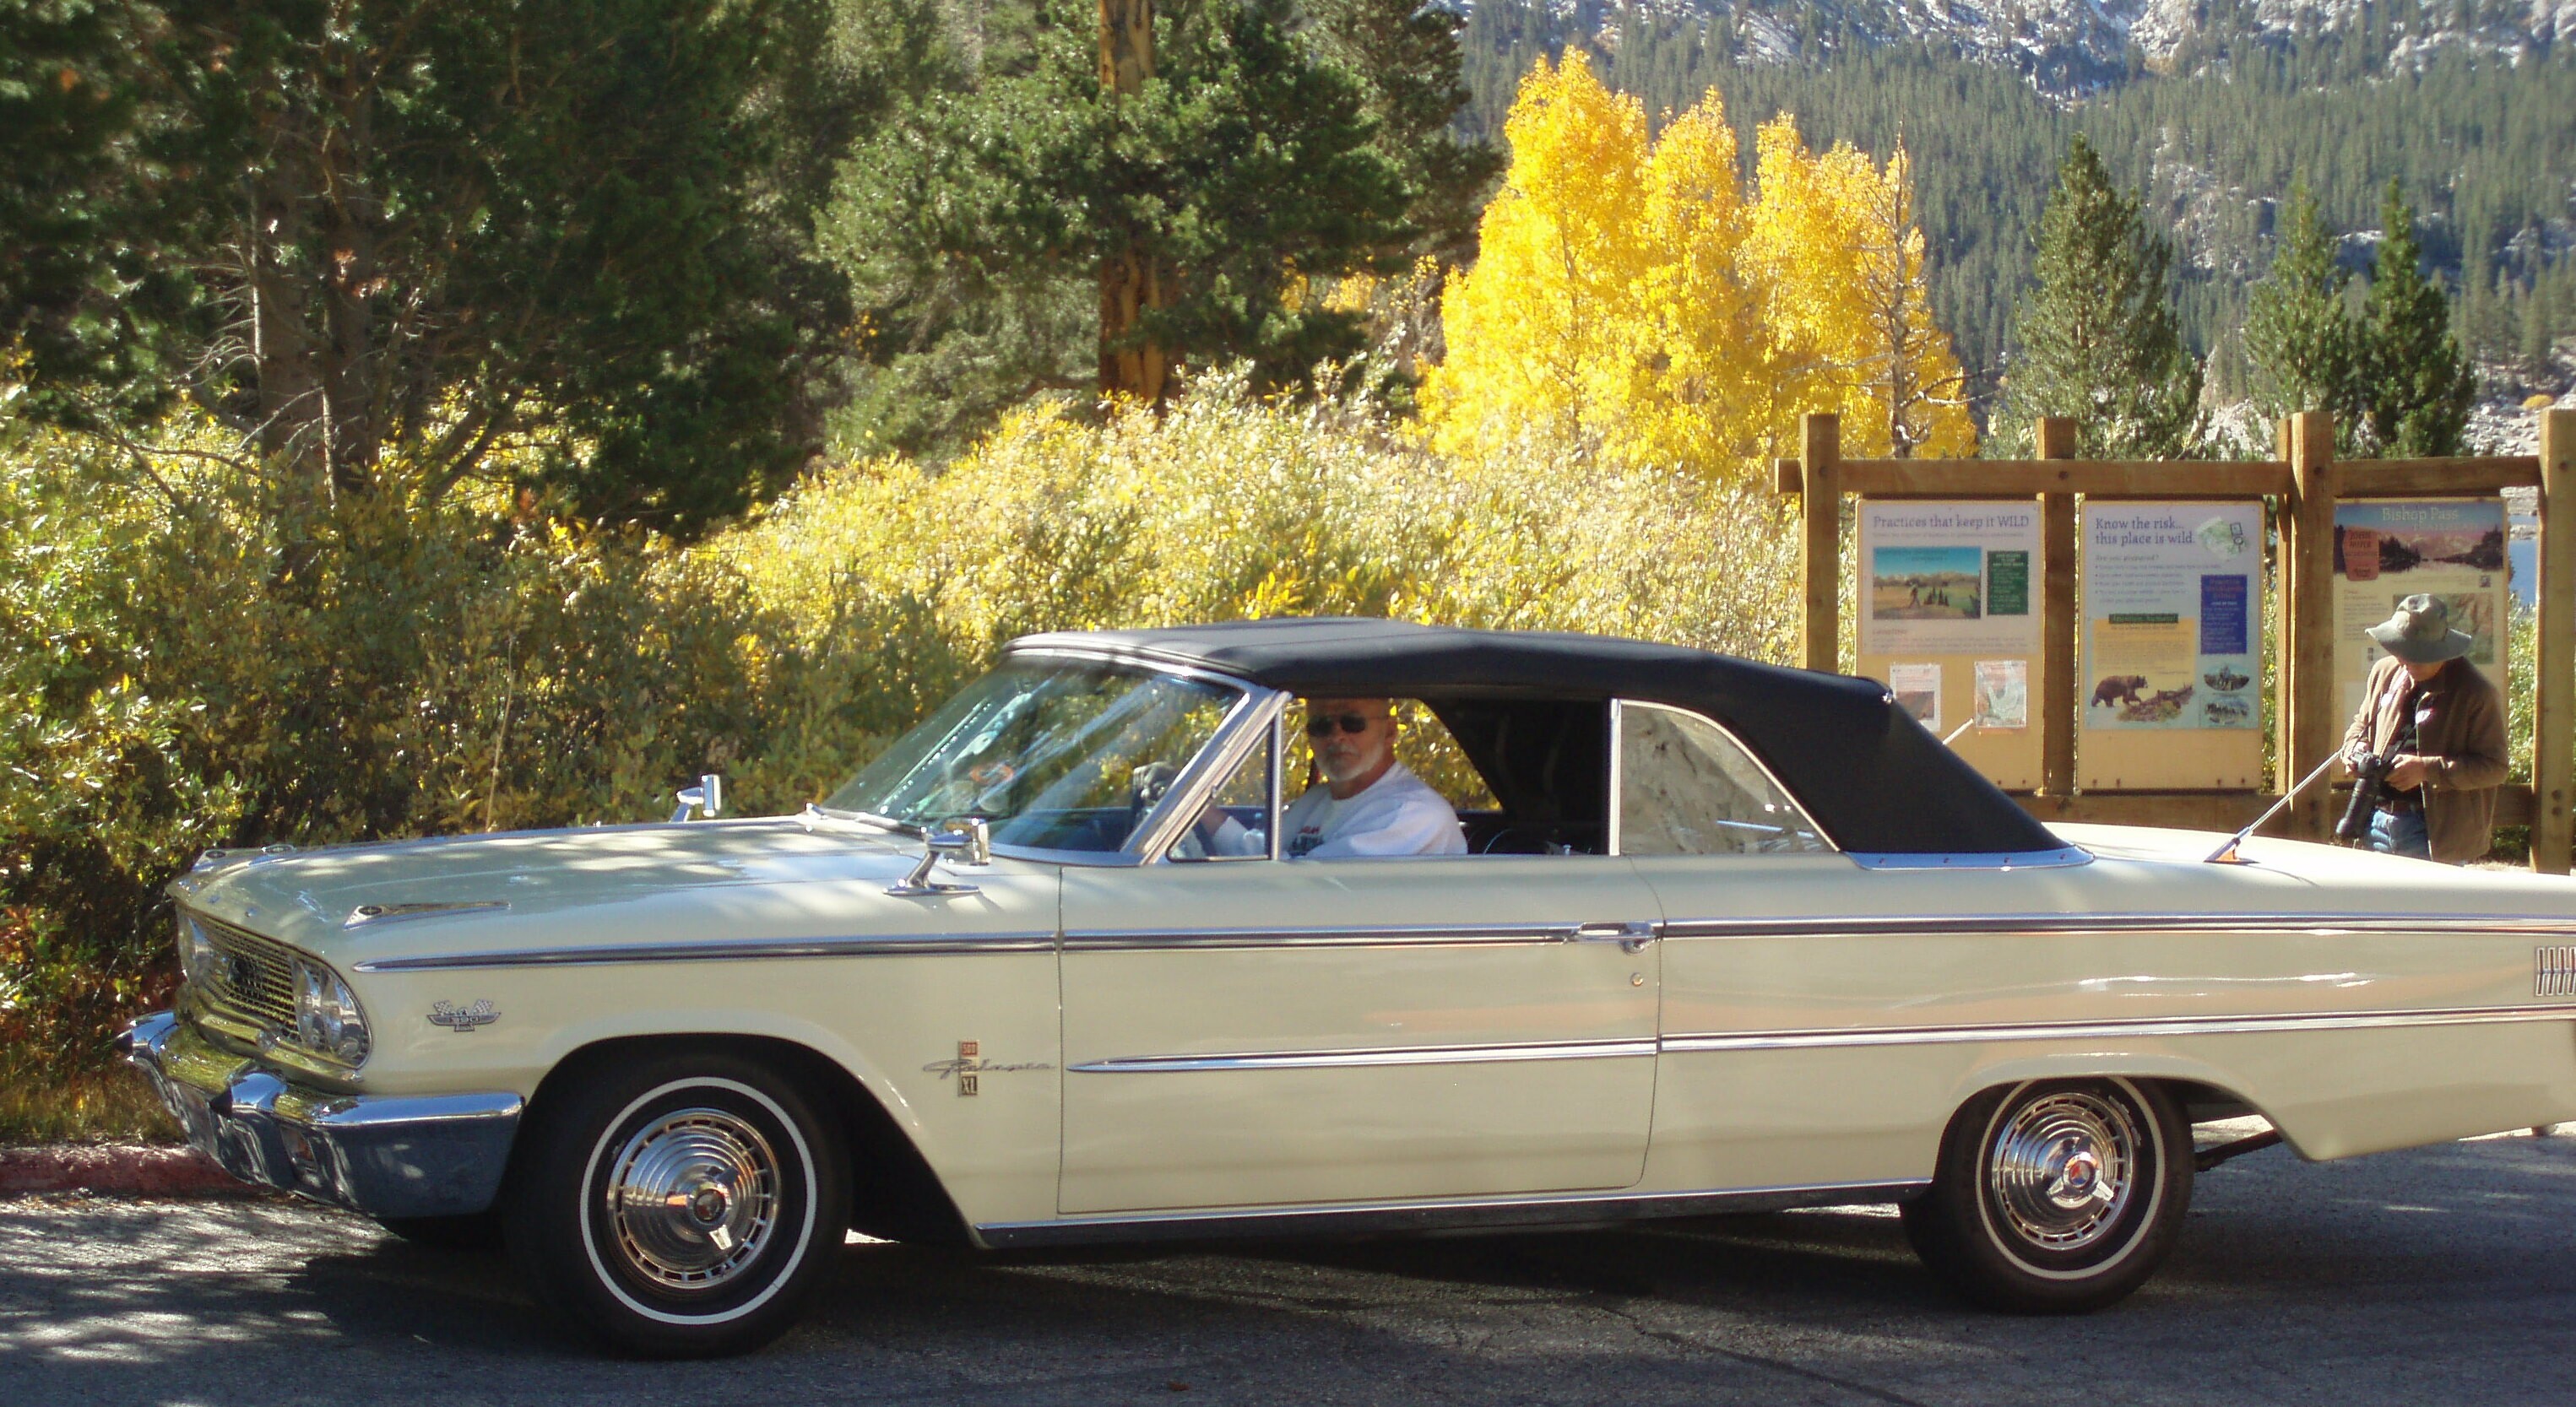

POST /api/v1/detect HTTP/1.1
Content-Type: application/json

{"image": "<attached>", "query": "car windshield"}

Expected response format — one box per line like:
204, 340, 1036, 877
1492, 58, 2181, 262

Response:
819, 658, 1245, 853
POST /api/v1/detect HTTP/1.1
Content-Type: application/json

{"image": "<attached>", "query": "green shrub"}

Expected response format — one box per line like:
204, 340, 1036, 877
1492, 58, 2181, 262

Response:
0, 371, 1801, 1137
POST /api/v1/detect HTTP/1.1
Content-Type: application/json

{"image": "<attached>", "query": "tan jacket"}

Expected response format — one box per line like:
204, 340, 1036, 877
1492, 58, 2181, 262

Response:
2340, 654, 2509, 863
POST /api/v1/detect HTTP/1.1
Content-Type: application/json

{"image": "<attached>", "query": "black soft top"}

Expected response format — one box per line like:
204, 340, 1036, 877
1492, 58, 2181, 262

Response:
1008, 618, 2063, 855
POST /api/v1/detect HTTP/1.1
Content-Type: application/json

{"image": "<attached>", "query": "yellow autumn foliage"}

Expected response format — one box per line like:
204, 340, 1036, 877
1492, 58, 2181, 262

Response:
1424, 52, 1977, 474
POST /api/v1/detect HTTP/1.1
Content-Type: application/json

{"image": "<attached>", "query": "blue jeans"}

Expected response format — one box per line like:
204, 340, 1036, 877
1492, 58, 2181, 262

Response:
2367, 807, 2431, 860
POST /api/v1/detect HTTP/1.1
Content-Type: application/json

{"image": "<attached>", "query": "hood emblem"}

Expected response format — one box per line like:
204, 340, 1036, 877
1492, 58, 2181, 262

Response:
346, 901, 510, 928
429, 999, 501, 1033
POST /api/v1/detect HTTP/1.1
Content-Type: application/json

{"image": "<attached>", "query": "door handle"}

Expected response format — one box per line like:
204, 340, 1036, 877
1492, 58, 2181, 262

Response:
1570, 921, 1657, 954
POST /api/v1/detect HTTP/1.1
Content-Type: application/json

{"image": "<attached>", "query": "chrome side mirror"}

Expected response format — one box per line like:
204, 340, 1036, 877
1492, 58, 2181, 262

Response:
888, 817, 990, 897
670, 773, 724, 823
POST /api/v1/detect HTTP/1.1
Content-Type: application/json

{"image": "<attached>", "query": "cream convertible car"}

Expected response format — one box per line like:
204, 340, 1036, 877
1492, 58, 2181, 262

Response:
127, 620, 2576, 1355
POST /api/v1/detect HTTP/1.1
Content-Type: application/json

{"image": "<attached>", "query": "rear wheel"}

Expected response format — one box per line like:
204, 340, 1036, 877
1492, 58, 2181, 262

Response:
1901, 1077, 2190, 1313
503, 1050, 849, 1357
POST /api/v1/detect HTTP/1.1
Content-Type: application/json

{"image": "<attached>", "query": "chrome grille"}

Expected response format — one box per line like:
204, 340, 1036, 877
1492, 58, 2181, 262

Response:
192, 914, 300, 1034
2541, 946, 2576, 999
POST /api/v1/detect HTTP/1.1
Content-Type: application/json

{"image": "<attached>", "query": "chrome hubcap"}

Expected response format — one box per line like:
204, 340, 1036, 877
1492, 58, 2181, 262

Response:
604, 1107, 780, 1291
1988, 1090, 2139, 1253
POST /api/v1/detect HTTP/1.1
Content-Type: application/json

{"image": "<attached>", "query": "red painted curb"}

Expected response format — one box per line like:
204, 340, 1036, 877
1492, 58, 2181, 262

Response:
0, 1145, 253, 1197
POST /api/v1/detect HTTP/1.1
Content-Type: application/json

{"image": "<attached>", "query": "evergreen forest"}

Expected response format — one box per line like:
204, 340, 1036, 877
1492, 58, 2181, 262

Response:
1459, 0, 2576, 413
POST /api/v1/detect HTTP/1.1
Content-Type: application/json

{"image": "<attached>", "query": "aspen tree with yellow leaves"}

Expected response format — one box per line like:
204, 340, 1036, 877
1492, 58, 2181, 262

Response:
1424, 52, 1976, 474
1744, 124, 1977, 460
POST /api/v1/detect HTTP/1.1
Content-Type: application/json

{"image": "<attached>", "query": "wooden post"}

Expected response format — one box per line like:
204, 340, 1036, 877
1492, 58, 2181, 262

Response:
2038, 418, 2078, 798
1800, 414, 1841, 674
2274, 418, 2297, 787
2535, 408, 2575, 874
2286, 411, 2338, 840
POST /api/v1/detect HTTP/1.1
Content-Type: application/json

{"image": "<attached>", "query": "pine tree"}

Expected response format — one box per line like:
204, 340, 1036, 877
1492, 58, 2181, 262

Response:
832, 0, 1478, 451
2356, 181, 2476, 456
2242, 180, 2359, 435
0, 0, 875, 534
1997, 135, 2202, 458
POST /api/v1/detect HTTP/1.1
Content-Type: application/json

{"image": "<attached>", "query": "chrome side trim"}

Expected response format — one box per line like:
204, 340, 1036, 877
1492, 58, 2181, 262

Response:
1657, 912, 2576, 941
352, 931, 1058, 972
1659, 1003, 2576, 1054
974, 1178, 1930, 1248
1848, 847, 2092, 870
1070, 1036, 1655, 1074
1064, 922, 1586, 952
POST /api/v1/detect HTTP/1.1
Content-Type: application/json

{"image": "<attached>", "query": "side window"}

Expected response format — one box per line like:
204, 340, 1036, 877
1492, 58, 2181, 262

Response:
1168, 722, 1276, 862
1617, 703, 1830, 856
1392, 701, 1501, 811
1283, 700, 1499, 812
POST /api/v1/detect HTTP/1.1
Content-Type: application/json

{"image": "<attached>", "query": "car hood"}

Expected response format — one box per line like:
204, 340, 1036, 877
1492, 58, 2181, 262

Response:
171, 816, 1055, 958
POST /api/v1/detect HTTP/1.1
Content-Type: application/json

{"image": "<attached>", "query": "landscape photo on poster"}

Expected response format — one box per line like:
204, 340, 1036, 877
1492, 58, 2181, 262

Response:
1871, 546, 1984, 621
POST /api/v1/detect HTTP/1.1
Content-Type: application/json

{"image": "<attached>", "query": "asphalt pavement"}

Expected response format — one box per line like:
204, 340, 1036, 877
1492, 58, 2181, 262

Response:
3, 1128, 2571, 1406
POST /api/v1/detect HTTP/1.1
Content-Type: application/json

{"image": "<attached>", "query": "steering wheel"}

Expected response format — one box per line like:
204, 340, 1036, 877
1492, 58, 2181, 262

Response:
1127, 761, 1180, 846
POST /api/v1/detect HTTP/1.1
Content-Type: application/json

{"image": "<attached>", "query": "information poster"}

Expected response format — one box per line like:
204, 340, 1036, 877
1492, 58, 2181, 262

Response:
2079, 504, 2264, 789
2333, 500, 2508, 725
1887, 663, 1942, 732
1857, 501, 2044, 789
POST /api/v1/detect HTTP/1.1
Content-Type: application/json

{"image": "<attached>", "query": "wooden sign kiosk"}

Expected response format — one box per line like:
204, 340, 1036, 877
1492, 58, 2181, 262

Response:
1779, 408, 2576, 873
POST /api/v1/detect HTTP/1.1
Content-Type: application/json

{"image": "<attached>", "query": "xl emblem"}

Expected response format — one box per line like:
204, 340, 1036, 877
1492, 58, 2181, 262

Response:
428, 999, 500, 1033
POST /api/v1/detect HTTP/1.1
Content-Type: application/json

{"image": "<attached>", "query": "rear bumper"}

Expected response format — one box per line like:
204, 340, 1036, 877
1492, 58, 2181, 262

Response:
121, 1011, 522, 1219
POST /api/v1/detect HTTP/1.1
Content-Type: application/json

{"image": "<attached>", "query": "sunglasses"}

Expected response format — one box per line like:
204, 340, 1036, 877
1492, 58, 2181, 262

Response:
1304, 712, 1379, 738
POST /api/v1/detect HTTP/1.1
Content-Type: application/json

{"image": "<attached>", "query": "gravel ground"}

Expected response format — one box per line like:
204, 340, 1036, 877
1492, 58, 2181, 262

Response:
2, 1130, 2571, 1406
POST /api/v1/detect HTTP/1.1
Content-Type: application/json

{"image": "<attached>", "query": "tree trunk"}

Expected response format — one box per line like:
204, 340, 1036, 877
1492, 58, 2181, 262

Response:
250, 167, 329, 513
1097, 0, 1171, 403
318, 72, 382, 501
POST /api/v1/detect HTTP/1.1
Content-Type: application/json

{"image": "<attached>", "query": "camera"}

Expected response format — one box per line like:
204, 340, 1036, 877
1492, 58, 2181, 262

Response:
2336, 752, 2392, 844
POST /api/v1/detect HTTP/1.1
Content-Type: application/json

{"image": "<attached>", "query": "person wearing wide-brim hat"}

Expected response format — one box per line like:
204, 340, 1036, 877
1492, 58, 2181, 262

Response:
2340, 593, 2508, 863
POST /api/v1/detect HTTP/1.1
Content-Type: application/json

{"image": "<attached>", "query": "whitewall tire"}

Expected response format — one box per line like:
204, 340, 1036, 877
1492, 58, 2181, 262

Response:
504, 1050, 848, 1356
1901, 1077, 2192, 1313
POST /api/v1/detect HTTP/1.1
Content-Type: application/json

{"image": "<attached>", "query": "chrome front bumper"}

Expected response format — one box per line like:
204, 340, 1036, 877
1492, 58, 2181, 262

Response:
122, 1011, 522, 1219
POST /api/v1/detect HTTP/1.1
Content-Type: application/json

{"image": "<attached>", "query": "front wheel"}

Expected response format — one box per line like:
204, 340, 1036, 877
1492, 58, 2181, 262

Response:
1901, 1077, 2191, 1313
503, 1050, 849, 1357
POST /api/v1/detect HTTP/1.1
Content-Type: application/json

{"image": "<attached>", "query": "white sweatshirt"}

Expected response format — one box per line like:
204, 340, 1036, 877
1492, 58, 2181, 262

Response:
1280, 760, 1467, 859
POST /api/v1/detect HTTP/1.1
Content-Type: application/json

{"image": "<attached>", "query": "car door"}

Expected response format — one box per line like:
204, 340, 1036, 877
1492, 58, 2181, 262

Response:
1614, 697, 1954, 1194
1056, 720, 1662, 1216
1618, 690, 2081, 1195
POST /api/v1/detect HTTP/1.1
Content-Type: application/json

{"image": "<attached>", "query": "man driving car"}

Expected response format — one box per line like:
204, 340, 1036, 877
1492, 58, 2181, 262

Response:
1280, 697, 1466, 858
1173, 696, 1467, 859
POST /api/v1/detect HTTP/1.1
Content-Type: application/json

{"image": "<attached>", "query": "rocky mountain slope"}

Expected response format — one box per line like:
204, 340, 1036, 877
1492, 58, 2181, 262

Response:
1561, 0, 2568, 95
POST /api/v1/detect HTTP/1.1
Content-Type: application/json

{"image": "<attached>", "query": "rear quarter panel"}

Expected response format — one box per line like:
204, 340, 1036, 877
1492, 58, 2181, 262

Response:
1636, 836, 2576, 1193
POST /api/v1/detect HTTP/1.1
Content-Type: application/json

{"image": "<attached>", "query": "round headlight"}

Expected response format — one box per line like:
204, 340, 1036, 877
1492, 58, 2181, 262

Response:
291, 959, 371, 1068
